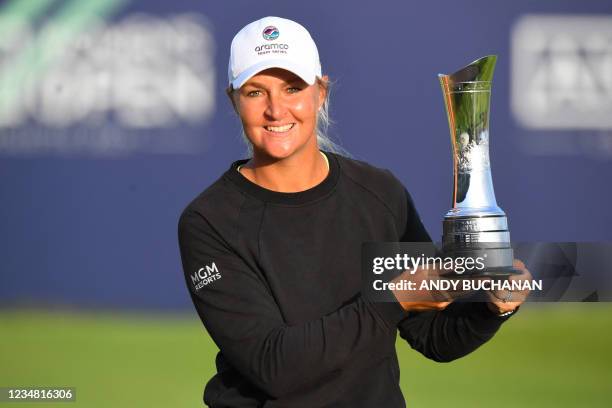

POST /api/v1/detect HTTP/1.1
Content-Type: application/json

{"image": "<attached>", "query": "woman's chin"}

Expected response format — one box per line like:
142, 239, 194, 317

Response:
257, 140, 297, 160
250, 131, 316, 161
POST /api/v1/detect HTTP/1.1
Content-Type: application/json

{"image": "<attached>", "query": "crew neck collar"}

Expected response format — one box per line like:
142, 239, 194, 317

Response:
224, 151, 340, 205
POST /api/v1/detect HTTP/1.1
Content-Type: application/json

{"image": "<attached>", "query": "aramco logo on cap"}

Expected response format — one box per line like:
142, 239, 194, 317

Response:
262, 26, 279, 40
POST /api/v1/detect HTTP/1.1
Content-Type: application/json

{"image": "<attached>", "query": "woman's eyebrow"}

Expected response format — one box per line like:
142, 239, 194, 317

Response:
243, 81, 267, 88
244, 79, 303, 88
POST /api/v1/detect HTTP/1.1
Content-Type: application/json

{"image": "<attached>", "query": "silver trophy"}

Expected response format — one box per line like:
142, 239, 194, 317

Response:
439, 55, 516, 276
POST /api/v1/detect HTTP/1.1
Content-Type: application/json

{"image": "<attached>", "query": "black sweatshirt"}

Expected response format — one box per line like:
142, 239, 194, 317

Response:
178, 151, 512, 407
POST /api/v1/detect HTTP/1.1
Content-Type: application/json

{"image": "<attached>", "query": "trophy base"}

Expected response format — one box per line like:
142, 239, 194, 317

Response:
442, 214, 516, 276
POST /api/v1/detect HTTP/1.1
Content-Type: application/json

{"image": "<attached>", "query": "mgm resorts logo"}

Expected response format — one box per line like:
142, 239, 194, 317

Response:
511, 15, 612, 130
191, 262, 221, 291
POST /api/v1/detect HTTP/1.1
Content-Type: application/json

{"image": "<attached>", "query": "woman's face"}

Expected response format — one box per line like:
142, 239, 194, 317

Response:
232, 68, 327, 161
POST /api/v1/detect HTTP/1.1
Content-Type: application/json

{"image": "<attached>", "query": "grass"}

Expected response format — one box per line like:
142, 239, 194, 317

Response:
0, 304, 611, 407
399, 304, 612, 407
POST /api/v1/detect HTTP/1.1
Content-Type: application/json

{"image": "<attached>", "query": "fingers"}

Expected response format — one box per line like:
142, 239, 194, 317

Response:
393, 259, 534, 313
486, 258, 533, 313
398, 300, 451, 312
392, 268, 456, 311
513, 258, 526, 270
512, 258, 533, 279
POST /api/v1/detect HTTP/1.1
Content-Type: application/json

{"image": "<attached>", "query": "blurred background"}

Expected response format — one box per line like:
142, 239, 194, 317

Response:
1, 0, 611, 406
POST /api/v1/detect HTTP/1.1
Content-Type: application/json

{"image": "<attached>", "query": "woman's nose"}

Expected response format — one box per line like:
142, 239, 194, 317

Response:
264, 93, 287, 120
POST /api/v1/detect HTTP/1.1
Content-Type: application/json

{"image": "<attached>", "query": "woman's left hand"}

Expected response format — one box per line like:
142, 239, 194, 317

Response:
485, 259, 532, 316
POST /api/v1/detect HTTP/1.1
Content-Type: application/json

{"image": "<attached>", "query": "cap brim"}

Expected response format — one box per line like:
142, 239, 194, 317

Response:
231, 59, 318, 89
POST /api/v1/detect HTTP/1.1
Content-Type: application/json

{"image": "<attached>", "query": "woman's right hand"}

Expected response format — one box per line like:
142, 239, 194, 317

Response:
389, 267, 457, 312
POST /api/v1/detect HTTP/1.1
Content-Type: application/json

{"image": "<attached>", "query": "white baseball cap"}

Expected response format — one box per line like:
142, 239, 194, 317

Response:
228, 16, 322, 90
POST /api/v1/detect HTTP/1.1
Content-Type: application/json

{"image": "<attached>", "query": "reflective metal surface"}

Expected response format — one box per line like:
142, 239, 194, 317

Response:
439, 56, 515, 275
439, 55, 502, 217
442, 216, 507, 234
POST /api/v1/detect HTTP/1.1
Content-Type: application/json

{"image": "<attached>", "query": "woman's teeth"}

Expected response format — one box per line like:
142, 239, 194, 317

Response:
265, 123, 294, 133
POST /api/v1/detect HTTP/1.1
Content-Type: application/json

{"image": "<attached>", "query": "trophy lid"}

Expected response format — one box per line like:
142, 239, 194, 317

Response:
438, 55, 497, 83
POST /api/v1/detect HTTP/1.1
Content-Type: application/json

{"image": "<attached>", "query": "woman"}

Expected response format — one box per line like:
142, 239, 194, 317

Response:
178, 16, 527, 407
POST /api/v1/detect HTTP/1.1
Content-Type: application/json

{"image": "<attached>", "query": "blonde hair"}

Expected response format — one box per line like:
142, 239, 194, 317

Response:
226, 77, 349, 157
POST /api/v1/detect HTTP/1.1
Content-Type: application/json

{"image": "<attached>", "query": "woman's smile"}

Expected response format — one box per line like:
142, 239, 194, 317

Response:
263, 123, 296, 134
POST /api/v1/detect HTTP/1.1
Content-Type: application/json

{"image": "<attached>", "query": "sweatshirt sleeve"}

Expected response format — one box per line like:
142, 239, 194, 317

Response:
397, 301, 512, 362
178, 209, 409, 399
397, 187, 514, 362
399, 188, 432, 243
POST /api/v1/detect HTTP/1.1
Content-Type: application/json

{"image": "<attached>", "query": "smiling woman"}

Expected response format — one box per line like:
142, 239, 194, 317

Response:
233, 68, 323, 157
227, 68, 329, 192
178, 15, 525, 408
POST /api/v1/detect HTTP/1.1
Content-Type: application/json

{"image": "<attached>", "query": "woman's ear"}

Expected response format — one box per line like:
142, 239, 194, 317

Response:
318, 75, 329, 110
226, 87, 239, 114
